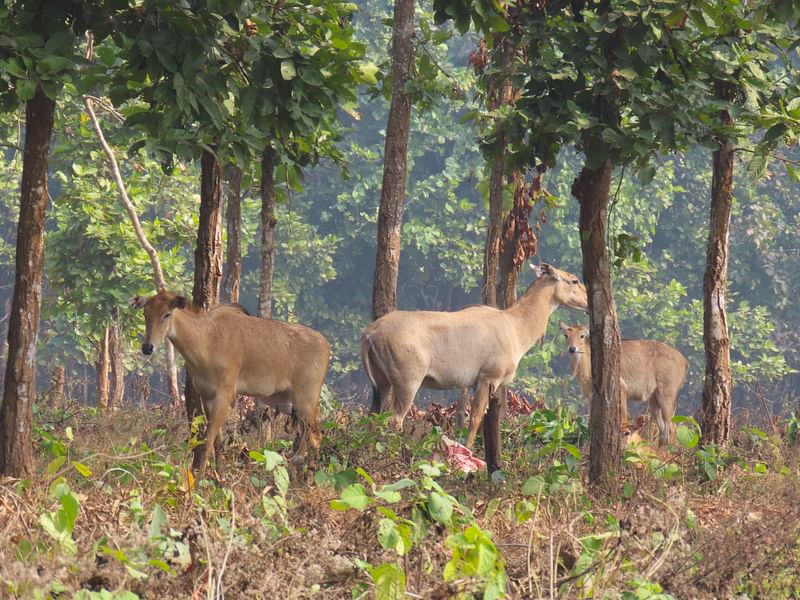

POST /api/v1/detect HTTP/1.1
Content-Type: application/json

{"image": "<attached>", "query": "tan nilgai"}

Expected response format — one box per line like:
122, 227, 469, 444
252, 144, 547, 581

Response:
560, 323, 688, 444
130, 290, 330, 476
362, 263, 588, 448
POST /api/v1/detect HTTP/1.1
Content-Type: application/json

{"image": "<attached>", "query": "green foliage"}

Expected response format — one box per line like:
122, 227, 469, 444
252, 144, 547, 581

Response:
0, 1, 112, 112
355, 559, 406, 600
331, 460, 507, 599
249, 448, 291, 538
39, 479, 79, 555
444, 524, 507, 600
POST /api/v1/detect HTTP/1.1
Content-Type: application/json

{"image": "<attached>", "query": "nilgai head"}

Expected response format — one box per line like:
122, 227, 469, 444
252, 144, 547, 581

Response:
129, 289, 188, 355
560, 323, 589, 354
530, 263, 588, 312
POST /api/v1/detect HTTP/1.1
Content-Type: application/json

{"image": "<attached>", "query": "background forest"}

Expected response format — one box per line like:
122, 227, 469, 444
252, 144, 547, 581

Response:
0, 0, 796, 418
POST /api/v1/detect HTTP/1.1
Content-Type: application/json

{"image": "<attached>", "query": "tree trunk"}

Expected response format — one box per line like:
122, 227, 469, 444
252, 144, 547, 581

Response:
371, 0, 414, 321
95, 326, 110, 409
223, 165, 243, 304
573, 159, 625, 485
258, 148, 276, 318
483, 169, 528, 474
185, 149, 224, 422
109, 309, 124, 408
50, 365, 65, 408
0, 86, 55, 477
700, 84, 734, 446
479, 38, 520, 474
482, 36, 515, 309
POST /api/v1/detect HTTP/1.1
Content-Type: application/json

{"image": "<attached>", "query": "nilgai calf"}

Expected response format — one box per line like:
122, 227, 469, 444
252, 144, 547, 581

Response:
560, 323, 688, 444
362, 263, 588, 449
130, 290, 330, 476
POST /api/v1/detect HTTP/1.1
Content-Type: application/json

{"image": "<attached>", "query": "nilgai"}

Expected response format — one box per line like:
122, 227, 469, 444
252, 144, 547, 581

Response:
560, 323, 688, 444
361, 263, 588, 449
130, 290, 330, 476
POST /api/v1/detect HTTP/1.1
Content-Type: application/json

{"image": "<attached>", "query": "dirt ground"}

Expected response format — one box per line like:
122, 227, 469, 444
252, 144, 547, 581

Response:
1, 402, 800, 599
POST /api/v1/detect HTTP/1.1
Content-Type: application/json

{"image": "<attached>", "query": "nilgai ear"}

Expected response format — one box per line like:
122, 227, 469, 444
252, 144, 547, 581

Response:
170, 295, 188, 310
559, 321, 570, 333
129, 295, 148, 309
531, 262, 556, 279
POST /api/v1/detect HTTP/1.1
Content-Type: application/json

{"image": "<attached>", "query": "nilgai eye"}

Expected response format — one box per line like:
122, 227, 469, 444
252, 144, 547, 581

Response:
571, 279, 579, 284
161, 313, 171, 321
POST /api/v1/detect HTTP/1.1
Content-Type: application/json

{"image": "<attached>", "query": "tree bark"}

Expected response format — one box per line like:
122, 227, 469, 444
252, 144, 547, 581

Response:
185, 149, 224, 422
573, 159, 625, 485
0, 85, 55, 477
483, 169, 528, 474
258, 148, 276, 318
222, 165, 243, 304
82, 77, 181, 408
479, 38, 519, 474
50, 366, 65, 408
482, 36, 515, 309
371, 0, 414, 320
95, 326, 110, 410
700, 83, 734, 445
109, 308, 124, 408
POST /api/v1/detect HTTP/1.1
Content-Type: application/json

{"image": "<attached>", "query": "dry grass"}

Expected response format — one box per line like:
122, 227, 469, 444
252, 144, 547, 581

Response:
1, 402, 800, 599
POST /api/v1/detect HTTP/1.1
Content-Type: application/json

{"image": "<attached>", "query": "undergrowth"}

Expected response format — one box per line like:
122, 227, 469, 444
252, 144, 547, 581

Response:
1, 401, 799, 599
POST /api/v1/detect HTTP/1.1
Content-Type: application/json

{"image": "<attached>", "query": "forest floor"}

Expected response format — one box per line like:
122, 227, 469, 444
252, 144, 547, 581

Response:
1, 399, 800, 600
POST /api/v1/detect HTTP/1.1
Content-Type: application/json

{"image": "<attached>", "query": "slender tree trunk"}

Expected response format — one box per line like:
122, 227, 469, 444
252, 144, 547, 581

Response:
185, 149, 224, 422
483, 136, 503, 309
258, 148, 276, 318
0, 86, 55, 477
109, 309, 124, 408
479, 38, 519, 474
82, 76, 181, 408
223, 165, 243, 304
573, 159, 624, 485
482, 36, 514, 309
372, 0, 414, 320
95, 327, 110, 409
484, 169, 528, 474
50, 366, 65, 408
700, 84, 734, 445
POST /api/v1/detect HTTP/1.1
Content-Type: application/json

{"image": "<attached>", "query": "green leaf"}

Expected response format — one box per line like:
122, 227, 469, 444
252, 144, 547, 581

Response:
356, 466, 374, 486
59, 492, 79, 531
149, 504, 168, 540
426, 491, 453, 525
46, 455, 66, 475
522, 475, 545, 496
71, 461, 92, 477
676, 425, 699, 449
280, 59, 297, 80
369, 562, 406, 600
17, 79, 36, 101
377, 518, 413, 556
331, 483, 371, 511
261, 450, 284, 471
374, 486, 402, 504
358, 62, 379, 85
